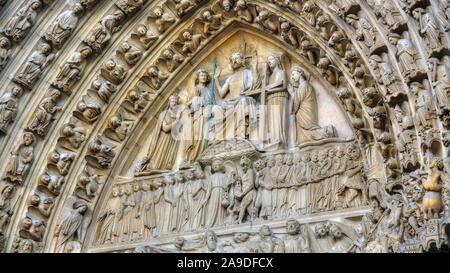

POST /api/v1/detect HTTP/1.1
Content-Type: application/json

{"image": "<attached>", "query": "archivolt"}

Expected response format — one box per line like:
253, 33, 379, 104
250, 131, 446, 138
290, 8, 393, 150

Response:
0, 0, 446, 253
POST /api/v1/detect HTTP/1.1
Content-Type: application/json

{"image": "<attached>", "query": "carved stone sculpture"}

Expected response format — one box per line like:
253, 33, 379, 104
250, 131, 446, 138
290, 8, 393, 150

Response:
389, 34, 422, 81
0, 37, 12, 72
146, 65, 169, 90
214, 51, 258, 140
133, 24, 158, 49
413, 9, 444, 54
0, 85, 22, 134
255, 225, 285, 253
137, 95, 182, 173
173, 0, 197, 16
284, 219, 310, 253
76, 95, 102, 123
3, 132, 35, 185
149, 6, 176, 34
14, 42, 54, 89
2, 0, 42, 42
158, 48, 184, 73
53, 46, 92, 94
116, 0, 145, 16
28, 89, 61, 136
422, 159, 444, 220
198, 8, 223, 37
88, 134, 115, 169
44, 4, 84, 48
84, 11, 125, 52
78, 166, 100, 198
40, 170, 64, 195
175, 29, 203, 56
118, 41, 143, 66
289, 66, 336, 144
55, 200, 88, 252
203, 159, 232, 227
101, 58, 127, 84
0, 184, 14, 235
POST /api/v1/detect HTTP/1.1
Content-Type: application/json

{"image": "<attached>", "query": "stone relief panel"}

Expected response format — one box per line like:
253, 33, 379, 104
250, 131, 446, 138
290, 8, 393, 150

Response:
94, 218, 367, 253
90, 31, 371, 252
133, 32, 353, 176
95, 141, 366, 248
0, 0, 447, 254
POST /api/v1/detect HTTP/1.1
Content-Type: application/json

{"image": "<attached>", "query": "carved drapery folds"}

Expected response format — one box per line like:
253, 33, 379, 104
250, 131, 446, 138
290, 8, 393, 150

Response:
0, 0, 447, 254
97, 141, 367, 248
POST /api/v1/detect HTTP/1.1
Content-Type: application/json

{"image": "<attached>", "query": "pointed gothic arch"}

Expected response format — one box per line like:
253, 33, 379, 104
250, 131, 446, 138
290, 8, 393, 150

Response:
0, 0, 447, 253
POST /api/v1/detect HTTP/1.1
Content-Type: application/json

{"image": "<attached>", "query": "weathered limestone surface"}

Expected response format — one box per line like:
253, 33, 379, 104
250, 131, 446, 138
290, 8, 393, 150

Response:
0, 0, 448, 253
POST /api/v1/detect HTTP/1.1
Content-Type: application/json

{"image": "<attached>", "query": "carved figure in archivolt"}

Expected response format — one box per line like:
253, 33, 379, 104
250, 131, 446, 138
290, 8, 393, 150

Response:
76, 95, 102, 123
0, 37, 11, 71
133, 24, 158, 49
14, 42, 55, 89
0, 85, 22, 134
174, 29, 203, 56
173, 0, 197, 17
2, 0, 42, 42
149, 6, 176, 34
0, 184, 14, 235
88, 134, 115, 169
413, 9, 444, 53
53, 46, 92, 94
44, 3, 84, 48
28, 89, 62, 136
422, 159, 445, 220
388, 33, 421, 79
116, 0, 145, 15
84, 11, 125, 52
55, 200, 88, 252
118, 41, 143, 66
3, 132, 35, 185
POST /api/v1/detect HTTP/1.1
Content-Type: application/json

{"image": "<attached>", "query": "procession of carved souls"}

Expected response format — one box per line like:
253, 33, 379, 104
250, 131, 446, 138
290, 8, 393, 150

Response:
0, 0, 448, 253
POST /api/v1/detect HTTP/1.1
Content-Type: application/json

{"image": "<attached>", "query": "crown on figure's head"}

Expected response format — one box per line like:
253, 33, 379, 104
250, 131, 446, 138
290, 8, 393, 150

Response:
196, 66, 209, 74
230, 44, 246, 57
291, 65, 304, 74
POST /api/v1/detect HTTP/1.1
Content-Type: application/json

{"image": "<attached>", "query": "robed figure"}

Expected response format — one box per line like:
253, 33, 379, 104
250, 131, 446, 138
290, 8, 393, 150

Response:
4, 132, 35, 184
141, 183, 156, 237
44, 4, 83, 48
203, 159, 232, 228
97, 189, 123, 244
289, 66, 335, 144
186, 68, 212, 163
56, 200, 88, 252
264, 54, 288, 147
142, 95, 183, 172
215, 51, 259, 141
